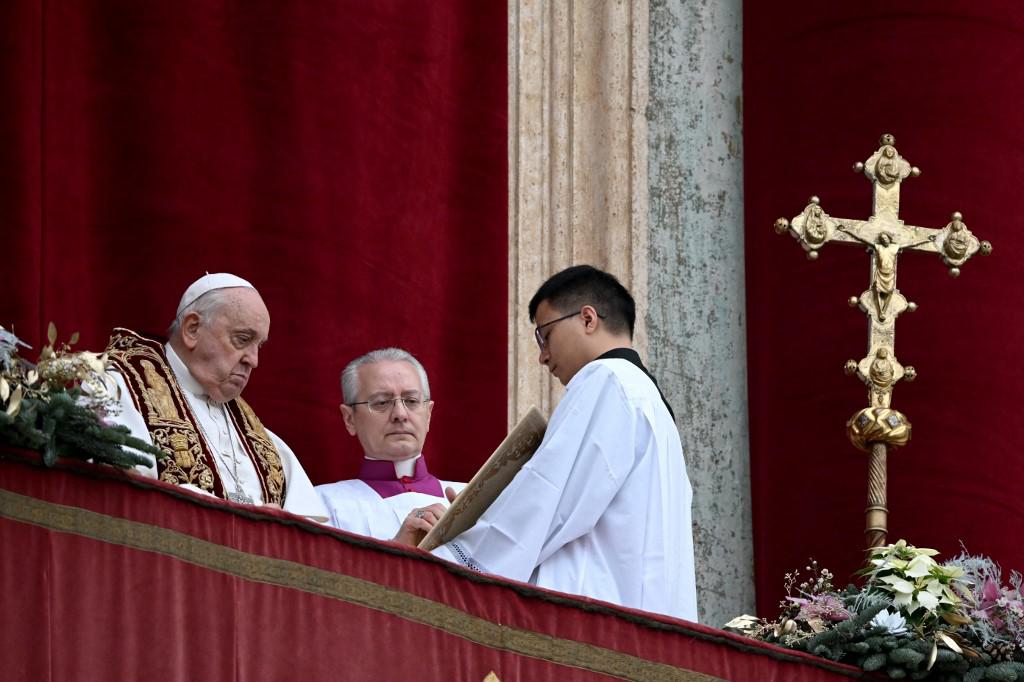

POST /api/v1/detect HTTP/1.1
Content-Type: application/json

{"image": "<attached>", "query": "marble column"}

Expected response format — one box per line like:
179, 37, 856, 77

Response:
647, 0, 752, 626
508, 0, 650, 421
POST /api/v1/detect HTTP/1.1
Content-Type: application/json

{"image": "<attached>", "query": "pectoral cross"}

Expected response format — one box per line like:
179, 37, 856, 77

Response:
774, 134, 992, 549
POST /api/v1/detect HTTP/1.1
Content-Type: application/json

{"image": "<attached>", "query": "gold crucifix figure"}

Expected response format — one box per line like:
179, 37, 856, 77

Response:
774, 133, 993, 549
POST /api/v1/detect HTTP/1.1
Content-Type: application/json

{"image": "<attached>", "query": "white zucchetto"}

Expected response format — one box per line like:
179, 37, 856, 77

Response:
176, 273, 256, 316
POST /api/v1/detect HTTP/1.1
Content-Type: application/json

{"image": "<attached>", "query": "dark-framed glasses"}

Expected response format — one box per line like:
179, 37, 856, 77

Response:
534, 311, 581, 350
349, 396, 430, 414
534, 309, 608, 350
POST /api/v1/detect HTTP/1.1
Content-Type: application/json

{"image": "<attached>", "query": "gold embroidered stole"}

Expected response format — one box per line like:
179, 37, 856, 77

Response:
106, 329, 285, 505
224, 398, 286, 505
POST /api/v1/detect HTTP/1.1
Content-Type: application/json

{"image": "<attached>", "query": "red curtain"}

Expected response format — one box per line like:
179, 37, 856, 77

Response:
0, 2, 508, 486
745, 2, 1024, 614
0, 453, 868, 681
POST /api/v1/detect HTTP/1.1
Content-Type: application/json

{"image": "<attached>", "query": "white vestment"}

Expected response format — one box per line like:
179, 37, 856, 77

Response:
316, 474, 465, 540
108, 344, 328, 522
434, 358, 698, 621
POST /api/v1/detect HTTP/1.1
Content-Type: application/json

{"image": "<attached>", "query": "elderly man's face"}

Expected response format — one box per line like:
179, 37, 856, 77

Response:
341, 360, 433, 461
183, 288, 270, 403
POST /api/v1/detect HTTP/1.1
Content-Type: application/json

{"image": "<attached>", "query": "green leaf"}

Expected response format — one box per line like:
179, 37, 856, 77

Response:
69, 331, 80, 345
47, 321, 57, 345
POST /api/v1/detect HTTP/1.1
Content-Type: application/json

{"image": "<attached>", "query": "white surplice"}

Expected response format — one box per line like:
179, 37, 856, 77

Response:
107, 344, 328, 522
434, 357, 697, 621
316, 473, 465, 540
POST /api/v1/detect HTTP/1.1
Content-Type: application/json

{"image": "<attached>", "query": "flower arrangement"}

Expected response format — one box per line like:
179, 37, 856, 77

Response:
858, 540, 968, 629
0, 324, 163, 468
727, 542, 1024, 680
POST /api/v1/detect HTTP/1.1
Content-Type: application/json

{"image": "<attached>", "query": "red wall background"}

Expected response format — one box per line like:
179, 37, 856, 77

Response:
745, 2, 1024, 614
0, 1, 508, 486
8, 0, 1022, 624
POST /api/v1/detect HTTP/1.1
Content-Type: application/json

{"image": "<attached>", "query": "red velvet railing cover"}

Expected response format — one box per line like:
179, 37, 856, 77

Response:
0, 450, 866, 682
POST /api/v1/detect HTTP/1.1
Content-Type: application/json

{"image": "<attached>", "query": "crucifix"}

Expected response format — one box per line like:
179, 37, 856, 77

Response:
774, 133, 992, 549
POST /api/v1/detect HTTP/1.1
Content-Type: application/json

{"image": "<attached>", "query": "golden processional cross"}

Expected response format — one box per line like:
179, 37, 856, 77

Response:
774, 134, 992, 549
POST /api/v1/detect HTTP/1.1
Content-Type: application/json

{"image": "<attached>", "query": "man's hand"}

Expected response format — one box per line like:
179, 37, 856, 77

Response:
445, 486, 458, 503
393, 502, 447, 546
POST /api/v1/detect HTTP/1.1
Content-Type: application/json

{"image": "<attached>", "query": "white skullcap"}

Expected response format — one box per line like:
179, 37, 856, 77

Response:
176, 273, 256, 316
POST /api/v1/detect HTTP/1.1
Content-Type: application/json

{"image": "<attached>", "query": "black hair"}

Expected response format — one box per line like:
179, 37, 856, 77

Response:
528, 265, 635, 338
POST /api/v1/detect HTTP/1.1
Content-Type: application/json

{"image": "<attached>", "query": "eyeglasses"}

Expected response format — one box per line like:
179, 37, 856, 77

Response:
534, 311, 582, 350
348, 396, 430, 414
534, 309, 608, 350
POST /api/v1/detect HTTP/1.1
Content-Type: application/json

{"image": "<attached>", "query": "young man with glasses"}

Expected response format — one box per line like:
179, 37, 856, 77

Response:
430, 265, 697, 621
316, 348, 463, 540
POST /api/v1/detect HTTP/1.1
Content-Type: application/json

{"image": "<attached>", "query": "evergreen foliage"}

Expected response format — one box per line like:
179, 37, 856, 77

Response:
0, 391, 163, 469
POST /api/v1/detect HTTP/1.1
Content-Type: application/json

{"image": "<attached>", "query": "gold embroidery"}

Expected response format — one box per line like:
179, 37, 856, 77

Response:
198, 467, 215, 491
107, 328, 287, 504
230, 398, 286, 505
141, 360, 179, 420
150, 427, 214, 491
106, 329, 221, 496
168, 433, 195, 470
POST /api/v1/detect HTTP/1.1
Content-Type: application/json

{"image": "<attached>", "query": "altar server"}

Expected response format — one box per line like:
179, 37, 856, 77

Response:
430, 265, 698, 621
316, 348, 463, 541
104, 273, 327, 521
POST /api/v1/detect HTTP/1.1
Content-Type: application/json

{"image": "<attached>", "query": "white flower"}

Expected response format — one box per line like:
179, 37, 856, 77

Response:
871, 609, 909, 636
906, 554, 936, 578
917, 591, 940, 611
881, 575, 916, 594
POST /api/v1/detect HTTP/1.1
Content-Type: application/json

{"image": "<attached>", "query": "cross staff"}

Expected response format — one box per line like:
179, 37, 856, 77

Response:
773, 133, 992, 549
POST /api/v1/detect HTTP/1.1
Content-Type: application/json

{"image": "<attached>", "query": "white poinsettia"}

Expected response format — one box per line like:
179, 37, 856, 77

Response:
906, 554, 936, 578
860, 540, 970, 626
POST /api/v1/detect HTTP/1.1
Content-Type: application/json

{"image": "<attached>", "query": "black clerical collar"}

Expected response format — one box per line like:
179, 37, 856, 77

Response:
595, 347, 676, 420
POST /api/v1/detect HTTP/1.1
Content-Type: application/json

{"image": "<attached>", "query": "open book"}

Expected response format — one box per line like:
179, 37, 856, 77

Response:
418, 406, 547, 551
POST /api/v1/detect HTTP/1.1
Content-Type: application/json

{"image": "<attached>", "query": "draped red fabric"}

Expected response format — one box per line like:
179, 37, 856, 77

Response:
0, 454, 866, 681
745, 2, 1024, 614
0, 2, 507, 486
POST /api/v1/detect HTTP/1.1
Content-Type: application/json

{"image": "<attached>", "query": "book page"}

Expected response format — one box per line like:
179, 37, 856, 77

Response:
418, 406, 546, 551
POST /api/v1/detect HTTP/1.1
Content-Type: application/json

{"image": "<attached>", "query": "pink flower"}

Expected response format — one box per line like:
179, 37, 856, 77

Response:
788, 594, 850, 622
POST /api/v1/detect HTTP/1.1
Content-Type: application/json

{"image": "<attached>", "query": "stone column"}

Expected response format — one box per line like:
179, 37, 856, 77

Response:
647, 0, 753, 625
508, 0, 650, 422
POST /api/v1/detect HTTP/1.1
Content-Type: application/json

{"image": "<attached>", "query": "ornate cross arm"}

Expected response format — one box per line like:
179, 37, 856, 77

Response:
769, 134, 993, 548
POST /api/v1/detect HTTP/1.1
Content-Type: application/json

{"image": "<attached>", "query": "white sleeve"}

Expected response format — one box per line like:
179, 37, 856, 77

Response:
268, 429, 330, 523
436, 367, 637, 580
105, 370, 159, 477
315, 482, 375, 535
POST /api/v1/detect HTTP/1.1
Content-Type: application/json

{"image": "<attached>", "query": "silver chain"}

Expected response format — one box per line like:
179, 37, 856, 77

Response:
184, 393, 257, 505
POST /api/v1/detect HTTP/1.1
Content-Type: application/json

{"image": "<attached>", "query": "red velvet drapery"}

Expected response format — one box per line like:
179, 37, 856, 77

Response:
745, 2, 1024, 614
0, 453, 868, 681
0, 1, 507, 486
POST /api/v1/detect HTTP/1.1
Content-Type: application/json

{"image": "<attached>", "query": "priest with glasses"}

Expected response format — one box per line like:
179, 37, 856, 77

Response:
317, 348, 462, 541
